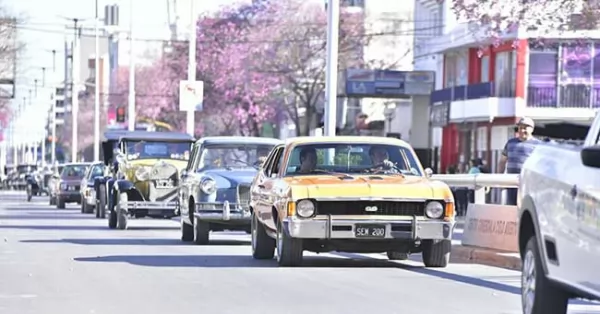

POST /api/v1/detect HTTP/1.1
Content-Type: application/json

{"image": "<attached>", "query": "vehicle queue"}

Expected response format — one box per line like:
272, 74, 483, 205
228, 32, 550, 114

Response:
13, 129, 457, 269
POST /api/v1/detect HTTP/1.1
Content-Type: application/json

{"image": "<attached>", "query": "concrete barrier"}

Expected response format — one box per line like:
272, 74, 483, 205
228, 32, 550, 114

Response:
461, 203, 518, 252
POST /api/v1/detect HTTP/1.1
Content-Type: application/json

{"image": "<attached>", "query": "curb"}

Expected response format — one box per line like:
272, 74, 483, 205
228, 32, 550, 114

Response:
452, 245, 521, 270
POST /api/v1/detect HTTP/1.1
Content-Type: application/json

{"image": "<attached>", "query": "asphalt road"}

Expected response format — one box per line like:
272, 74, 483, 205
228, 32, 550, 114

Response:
0, 191, 598, 314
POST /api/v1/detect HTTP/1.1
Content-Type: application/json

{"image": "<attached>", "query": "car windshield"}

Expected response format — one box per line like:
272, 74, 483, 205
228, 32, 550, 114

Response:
17, 165, 36, 173
124, 140, 191, 160
89, 165, 105, 178
61, 164, 89, 178
284, 143, 423, 176
197, 143, 274, 171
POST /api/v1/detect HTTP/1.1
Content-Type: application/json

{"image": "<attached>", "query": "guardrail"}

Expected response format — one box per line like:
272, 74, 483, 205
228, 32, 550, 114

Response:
432, 173, 519, 204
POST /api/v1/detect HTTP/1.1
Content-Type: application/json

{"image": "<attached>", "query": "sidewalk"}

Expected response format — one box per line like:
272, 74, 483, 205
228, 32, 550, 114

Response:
452, 245, 521, 270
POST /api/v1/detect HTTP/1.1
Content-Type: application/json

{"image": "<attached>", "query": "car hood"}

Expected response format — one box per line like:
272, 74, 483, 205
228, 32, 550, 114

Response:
201, 169, 257, 188
285, 175, 451, 200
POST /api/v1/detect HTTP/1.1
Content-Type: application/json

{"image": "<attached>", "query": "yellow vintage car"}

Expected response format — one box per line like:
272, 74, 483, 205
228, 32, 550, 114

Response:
249, 136, 456, 267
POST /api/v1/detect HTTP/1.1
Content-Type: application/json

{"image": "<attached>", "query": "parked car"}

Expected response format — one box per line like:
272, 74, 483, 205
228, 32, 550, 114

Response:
518, 113, 600, 314
55, 163, 91, 209
80, 162, 105, 214
249, 136, 455, 267
179, 136, 282, 244
13, 164, 37, 190
95, 130, 195, 229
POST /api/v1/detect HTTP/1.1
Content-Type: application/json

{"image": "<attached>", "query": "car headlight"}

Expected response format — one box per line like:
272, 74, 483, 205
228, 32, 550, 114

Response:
60, 183, 67, 190
296, 199, 315, 218
425, 201, 444, 219
134, 166, 152, 181
200, 178, 216, 194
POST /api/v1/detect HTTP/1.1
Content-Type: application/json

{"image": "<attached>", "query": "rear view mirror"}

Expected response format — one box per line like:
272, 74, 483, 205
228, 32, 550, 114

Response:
581, 145, 600, 168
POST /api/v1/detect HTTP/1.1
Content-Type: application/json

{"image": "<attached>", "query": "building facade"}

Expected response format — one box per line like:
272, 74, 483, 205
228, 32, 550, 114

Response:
414, 0, 598, 173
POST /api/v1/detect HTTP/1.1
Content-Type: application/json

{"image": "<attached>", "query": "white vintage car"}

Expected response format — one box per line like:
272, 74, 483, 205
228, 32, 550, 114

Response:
518, 113, 600, 314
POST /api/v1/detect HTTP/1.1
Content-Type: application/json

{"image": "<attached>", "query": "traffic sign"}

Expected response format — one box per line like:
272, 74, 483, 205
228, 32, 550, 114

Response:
179, 80, 204, 112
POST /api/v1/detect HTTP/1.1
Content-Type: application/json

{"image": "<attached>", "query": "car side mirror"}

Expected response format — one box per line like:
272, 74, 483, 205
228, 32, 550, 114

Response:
180, 169, 189, 179
424, 167, 433, 178
581, 145, 600, 168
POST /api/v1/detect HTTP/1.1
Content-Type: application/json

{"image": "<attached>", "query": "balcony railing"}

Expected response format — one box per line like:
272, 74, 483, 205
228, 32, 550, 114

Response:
431, 82, 515, 103
527, 85, 600, 108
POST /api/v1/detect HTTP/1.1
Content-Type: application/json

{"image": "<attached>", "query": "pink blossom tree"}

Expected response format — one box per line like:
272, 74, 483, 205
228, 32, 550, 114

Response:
452, 0, 600, 40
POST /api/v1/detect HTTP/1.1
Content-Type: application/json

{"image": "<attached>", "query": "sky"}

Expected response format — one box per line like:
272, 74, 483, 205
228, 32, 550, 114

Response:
5, 0, 250, 144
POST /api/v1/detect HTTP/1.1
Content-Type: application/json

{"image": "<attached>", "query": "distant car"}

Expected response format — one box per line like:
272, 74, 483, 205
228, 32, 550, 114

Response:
80, 162, 105, 214
95, 130, 195, 230
55, 163, 91, 209
179, 136, 282, 244
249, 136, 455, 267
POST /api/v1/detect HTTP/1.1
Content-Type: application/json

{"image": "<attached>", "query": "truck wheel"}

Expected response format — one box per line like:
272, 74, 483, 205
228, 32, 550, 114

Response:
193, 217, 210, 245
422, 239, 451, 268
57, 197, 66, 209
251, 211, 275, 260
276, 219, 303, 266
521, 236, 569, 314
116, 192, 128, 230
98, 185, 107, 219
181, 218, 194, 242
387, 251, 409, 260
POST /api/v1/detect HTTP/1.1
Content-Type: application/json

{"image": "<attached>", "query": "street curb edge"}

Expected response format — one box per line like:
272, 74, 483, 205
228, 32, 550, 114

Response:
452, 245, 522, 271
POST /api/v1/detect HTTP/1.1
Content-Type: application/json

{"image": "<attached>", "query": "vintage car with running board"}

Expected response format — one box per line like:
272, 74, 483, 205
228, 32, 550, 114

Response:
179, 136, 282, 244
95, 130, 195, 229
249, 136, 455, 267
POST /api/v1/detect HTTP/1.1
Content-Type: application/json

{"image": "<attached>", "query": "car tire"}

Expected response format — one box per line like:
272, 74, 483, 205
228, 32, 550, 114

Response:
181, 219, 194, 242
193, 217, 210, 245
116, 192, 128, 230
387, 251, 409, 261
276, 219, 303, 267
49, 196, 55, 206
251, 211, 275, 260
521, 236, 569, 314
57, 197, 66, 209
82, 202, 93, 214
422, 239, 451, 268
98, 185, 107, 219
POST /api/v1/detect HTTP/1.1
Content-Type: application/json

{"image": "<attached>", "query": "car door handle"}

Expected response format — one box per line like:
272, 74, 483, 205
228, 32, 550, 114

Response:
570, 185, 578, 199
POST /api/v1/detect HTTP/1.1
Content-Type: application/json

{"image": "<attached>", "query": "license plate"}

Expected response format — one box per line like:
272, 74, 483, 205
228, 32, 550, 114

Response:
355, 224, 386, 238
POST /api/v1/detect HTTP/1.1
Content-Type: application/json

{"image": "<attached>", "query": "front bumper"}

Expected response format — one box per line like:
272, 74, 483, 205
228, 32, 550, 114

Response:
122, 201, 178, 216
284, 215, 454, 240
195, 202, 251, 222
57, 192, 81, 202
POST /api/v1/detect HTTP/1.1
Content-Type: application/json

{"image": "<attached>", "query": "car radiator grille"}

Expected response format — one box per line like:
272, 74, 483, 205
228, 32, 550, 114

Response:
315, 201, 425, 216
237, 184, 251, 208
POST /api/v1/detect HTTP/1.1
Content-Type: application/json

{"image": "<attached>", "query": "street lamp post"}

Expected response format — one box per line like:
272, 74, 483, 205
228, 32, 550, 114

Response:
94, 0, 101, 161
127, 0, 136, 131
186, 0, 196, 136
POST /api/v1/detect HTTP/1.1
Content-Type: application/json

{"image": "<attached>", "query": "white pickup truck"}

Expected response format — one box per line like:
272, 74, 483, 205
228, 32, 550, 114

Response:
519, 114, 600, 314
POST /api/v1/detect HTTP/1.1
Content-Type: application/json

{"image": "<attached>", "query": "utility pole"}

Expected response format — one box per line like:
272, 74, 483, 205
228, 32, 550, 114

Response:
71, 19, 80, 162
127, 0, 136, 131
51, 91, 56, 165
94, 0, 101, 161
186, 0, 196, 136
324, 0, 340, 137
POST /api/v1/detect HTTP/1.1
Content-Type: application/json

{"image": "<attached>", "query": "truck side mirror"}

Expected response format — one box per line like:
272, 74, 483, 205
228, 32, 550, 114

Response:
581, 145, 600, 168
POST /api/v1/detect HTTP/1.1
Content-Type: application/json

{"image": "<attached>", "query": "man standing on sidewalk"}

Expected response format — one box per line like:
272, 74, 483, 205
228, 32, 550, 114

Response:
498, 117, 541, 205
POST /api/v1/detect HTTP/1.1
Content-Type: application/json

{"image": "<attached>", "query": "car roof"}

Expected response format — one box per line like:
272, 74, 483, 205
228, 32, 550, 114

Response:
284, 136, 412, 148
62, 162, 93, 167
103, 130, 195, 142
197, 136, 283, 146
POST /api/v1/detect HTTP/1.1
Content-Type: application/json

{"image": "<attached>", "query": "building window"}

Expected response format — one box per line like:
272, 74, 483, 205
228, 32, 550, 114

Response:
561, 43, 592, 84
444, 54, 456, 87
456, 51, 468, 85
481, 56, 490, 82
494, 51, 515, 97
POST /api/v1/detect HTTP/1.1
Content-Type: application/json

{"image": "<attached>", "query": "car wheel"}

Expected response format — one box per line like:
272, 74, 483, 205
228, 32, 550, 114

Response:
49, 196, 55, 206
80, 201, 85, 213
57, 197, 66, 209
193, 217, 210, 245
116, 192, 128, 230
521, 236, 569, 314
251, 211, 275, 260
276, 219, 303, 267
181, 207, 194, 242
422, 239, 451, 268
387, 251, 409, 261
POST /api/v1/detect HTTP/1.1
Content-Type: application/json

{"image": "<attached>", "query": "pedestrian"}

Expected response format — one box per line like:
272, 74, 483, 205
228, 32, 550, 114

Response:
498, 117, 541, 205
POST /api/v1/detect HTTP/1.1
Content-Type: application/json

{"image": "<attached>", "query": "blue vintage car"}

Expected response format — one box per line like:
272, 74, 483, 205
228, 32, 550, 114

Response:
179, 136, 282, 244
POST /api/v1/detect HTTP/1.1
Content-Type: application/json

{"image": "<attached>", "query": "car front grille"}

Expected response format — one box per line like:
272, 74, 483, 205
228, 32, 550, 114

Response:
237, 184, 251, 208
315, 201, 425, 216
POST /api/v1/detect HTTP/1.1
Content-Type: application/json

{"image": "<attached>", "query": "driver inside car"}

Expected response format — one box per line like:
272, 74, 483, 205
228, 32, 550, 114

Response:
368, 146, 398, 173
297, 147, 317, 173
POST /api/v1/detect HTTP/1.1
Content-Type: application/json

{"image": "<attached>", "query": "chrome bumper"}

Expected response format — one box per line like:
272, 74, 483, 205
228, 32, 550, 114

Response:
284, 215, 454, 240
123, 201, 178, 214
195, 202, 251, 222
